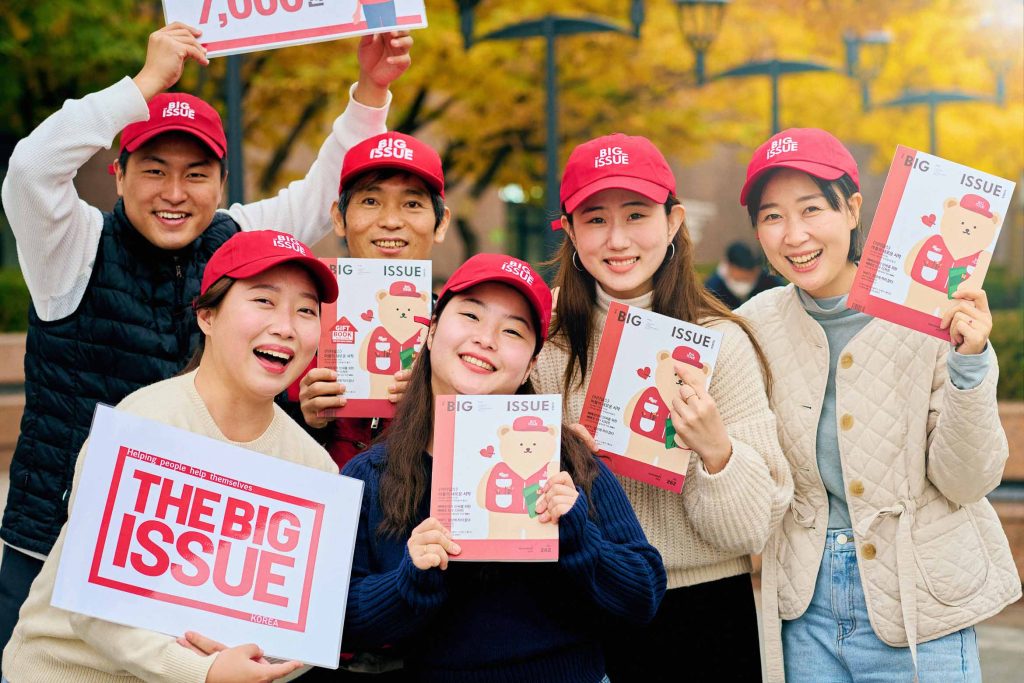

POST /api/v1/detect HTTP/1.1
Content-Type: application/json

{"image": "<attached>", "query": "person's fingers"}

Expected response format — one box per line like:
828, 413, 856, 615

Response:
184, 630, 226, 655
952, 287, 989, 313
163, 21, 202, 37
568, 422, 598, 454
302, 368, 337, 386
263, 660, 304, 680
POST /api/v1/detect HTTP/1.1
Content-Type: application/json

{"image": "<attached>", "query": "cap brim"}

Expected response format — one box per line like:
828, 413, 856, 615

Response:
341, 158, 444, 196
125, 124, 226, 159
563, 176, 671, 215
739, 160, 846, 206
228, 254, 339, 304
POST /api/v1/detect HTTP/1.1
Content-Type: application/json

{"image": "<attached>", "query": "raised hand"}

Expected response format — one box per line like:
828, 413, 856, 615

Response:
353, 31, 413, 107
133, 23, 209, 101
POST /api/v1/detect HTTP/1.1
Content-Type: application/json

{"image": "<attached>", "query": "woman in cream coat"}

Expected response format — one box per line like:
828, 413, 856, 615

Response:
736, 128, 1019, 682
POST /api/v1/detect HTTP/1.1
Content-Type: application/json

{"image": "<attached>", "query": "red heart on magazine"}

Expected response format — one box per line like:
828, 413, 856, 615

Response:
479, 445, 495, 458
637, 367, 651, 380
921, 213, 936, 227
360, 310, 374, 322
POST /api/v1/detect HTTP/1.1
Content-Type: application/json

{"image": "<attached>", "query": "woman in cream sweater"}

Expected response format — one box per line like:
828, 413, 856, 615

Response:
3, 231, 342, 683
736, 128, 1019, 682
532, 133, 793, 681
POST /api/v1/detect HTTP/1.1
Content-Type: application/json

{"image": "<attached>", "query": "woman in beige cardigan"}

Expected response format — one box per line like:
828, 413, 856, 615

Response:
532, 133, 793, 682
736, 128, 1020, 682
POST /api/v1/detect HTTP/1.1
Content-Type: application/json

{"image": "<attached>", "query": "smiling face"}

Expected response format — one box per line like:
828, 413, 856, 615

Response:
426, 282, 538, 398
754, 168, 863, 299
115, 132, 225, 251
334, 172, 450, 259
197, 263, 321, 404
565, 188, 684, 299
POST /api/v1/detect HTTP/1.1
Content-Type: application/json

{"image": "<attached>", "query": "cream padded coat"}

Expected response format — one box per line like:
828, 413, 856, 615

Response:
738, 286, 1020, 682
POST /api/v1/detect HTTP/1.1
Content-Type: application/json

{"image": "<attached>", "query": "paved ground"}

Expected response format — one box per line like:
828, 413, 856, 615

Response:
1, 471, 1021, 679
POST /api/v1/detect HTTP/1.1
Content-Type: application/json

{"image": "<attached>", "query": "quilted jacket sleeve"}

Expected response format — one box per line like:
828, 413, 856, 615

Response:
682, 321, 794, 555
925, 343, 1008, 504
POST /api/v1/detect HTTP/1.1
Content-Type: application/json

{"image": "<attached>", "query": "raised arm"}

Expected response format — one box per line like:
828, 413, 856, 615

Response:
2, 23, 207, 321
227, 32, 413, 245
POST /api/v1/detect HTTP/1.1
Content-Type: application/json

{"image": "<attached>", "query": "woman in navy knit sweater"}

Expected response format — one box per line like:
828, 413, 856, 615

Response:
340, 253, 666, 683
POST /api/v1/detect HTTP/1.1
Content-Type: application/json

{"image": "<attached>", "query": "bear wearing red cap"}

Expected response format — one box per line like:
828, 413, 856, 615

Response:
476, 417, 559, 541
359, 280, 431, 400
622, 348, 709, 474
903, 194, 1002, 315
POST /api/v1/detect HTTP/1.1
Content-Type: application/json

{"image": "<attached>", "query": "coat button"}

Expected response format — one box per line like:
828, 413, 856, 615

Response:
840, 414, 854, 430
861, 543, 877, 560
848, 480, 865, 496
840, 353, 853, 369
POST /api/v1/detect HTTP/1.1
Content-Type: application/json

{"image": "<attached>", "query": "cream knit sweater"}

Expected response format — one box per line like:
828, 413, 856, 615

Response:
3, 372, 339, 683
532, 287, 793, 589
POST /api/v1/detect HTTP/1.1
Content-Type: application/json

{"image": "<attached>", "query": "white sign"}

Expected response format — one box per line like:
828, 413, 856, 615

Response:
162, 0, 428, 57
51, 405, 363, 668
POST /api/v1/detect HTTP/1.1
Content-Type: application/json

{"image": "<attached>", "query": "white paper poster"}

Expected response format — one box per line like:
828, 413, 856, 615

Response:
162, 0, 428, 57
51, 405, 363, 668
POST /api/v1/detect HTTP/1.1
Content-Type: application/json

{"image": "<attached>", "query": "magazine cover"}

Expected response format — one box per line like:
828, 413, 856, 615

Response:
848, 145, 1015, 340
318, 258, 431, 418
580, 302, 724, 493
431, 394, 562, 561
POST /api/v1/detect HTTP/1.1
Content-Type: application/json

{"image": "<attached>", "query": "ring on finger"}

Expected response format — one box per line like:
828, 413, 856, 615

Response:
681, 385, 697, 402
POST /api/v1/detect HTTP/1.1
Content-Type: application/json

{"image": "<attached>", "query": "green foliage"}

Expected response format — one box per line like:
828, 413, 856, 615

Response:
0, 267, 29, 332
992, 309, 1024, 401
984, 264, 1024, 310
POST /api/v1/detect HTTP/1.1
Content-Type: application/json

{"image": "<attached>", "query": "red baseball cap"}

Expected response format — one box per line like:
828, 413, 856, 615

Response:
339, 132, 445, 197
960, 194, 993, 218
120, 93, 226, 158
740, 128, 859, 207
512, 415, 547, 432
437, 253, 552, 342
557, 133, 676, 225
201, 231, 338, 303
672, 345, 702, 368
389, 280, 421, 297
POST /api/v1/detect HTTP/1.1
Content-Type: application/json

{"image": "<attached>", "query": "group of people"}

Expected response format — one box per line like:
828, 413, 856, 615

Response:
0, 21, 1018, 683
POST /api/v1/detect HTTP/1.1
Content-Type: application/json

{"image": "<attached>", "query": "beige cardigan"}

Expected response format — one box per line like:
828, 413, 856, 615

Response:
738, 285, 1020, 682
3, 372, 339, 683
532, 288, 793, 589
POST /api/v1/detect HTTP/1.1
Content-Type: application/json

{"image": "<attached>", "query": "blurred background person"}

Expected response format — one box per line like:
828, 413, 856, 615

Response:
705, 240, 785, 310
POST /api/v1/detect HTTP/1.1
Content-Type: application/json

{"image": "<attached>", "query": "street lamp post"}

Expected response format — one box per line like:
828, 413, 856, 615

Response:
463, 12, 634, 259
673, 0, 731, 85
877, 88, 1000, 156
843, 30, 891, 110
225, 55, 245, 205
713, 59, 835, 135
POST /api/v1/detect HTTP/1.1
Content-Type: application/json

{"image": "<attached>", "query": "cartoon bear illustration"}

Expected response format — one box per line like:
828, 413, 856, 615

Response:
903, 194, 1001, 316
359, 281, 430, 399
622, 346, 709, 473
476, 416, 559, 541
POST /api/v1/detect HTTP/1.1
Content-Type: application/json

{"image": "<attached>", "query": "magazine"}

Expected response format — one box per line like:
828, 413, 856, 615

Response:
318, 258, 432, 418
430, 394, 562, 561
580, 302, 723, 493
848, 145, 1015, 340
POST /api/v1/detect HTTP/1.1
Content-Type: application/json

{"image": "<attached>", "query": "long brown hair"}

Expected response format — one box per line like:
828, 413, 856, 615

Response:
549, 197, 772, 397
377, 290, 600, 539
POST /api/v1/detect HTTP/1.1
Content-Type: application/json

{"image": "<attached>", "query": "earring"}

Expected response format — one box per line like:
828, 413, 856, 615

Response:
572, 250, 585, 272
664, 242, 676, 262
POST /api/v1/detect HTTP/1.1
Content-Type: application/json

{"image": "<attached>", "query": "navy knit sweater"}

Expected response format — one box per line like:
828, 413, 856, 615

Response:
340, 443, 666, 683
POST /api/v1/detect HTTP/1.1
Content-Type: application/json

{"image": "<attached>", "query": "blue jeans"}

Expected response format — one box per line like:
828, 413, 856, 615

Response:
782, 528, 981, 682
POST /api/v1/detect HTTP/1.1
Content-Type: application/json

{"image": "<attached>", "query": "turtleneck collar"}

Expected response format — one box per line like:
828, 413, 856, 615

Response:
796, 287, 858, 321
595, 284, 654, 313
